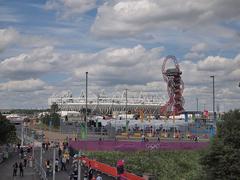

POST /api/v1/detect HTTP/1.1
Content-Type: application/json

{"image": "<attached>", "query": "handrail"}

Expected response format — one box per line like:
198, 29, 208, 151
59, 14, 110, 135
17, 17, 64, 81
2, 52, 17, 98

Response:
34, 159, 48, 180
79, 157, 144, 180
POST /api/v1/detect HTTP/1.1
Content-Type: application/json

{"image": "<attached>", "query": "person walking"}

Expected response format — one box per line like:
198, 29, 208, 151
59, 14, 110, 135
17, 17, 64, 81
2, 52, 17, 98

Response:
19, 162, 24, 176
58, 147, 62, 158
61, 156, 66, 171
83, 171, 88, 180
55, 158, 59, 172
24, 157, 27, 167
96, 174, 102, 180
88, 165, 94, 180
13, 162, 18, 176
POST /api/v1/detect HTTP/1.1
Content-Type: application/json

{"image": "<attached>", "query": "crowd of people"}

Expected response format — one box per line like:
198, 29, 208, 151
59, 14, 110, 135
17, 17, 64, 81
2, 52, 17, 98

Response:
12, 143, 31, 177
43, 141, 103, 180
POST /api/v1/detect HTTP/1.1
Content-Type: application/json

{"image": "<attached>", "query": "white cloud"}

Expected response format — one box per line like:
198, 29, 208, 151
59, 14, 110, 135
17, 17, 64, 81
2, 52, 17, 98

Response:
0, 28, 59, 53
191, 43, 208, 52
45, 0, 97, 18
0, 28, 19, 52
71, 45, 165, 85
197, 56, 233, 72
0, 46, 60, 80
0, 79, 47, 92
184, 42, 208, 61
91, 0, 240, 40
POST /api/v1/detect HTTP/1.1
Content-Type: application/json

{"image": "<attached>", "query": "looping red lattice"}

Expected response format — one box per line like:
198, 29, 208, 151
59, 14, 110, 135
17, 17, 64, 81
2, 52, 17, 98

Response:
160, 55, 184, 116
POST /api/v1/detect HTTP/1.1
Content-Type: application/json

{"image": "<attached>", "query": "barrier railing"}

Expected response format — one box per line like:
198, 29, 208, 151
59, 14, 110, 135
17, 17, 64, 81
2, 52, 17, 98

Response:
80, 157, 144, 180
34, 159, 48, 180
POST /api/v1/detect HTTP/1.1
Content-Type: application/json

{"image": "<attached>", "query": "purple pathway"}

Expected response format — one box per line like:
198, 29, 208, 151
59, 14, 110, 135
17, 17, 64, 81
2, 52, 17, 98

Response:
69, 140, 209, 151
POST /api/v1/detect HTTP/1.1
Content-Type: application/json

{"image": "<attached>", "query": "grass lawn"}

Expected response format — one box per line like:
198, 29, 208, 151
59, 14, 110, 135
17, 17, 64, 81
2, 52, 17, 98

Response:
85, 150, 207, 180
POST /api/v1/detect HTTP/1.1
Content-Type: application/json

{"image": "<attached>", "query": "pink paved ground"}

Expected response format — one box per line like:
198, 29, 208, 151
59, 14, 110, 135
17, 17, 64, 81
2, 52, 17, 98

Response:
69, 140, 209, 151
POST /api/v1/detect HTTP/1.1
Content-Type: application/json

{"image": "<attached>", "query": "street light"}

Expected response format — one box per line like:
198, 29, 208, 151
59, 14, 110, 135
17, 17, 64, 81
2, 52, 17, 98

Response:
78, 151, 81, 180
125, 89, 128, 135
210, 75, 216, 122
40, 130, 43, 168
53, 146, 56, 180
21, 122, 24, 146
85, 72, 88, 137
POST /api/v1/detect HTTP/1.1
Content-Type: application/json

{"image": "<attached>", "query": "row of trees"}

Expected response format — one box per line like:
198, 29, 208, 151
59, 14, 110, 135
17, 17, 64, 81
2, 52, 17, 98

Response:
201, 109, 240, 179
40, 103, 60, 129
41, 113, 60, 128
0, 112, 17, 145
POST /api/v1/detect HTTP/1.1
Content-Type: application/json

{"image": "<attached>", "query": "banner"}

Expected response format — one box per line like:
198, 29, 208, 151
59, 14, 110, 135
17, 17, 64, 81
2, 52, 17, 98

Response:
80, 124, 87, 139
140, 110, 144, 123
126, 120, 129, 133
192, 114, 195, 121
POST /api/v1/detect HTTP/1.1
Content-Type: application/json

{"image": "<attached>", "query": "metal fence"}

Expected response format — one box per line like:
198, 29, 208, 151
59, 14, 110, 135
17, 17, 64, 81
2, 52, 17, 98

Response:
34, 159, 48, 180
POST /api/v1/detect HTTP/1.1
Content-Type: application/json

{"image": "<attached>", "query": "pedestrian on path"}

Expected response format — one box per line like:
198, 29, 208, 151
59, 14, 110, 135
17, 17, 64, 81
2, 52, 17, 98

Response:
24, 157, 27, 167
13, 162, 18, 176
84, 171, 88, 180
19, 162, 24, 176
96, 173, 102, 180
58, 147, 62, 158
88, 164, 94, 180
61, 156, 66, 171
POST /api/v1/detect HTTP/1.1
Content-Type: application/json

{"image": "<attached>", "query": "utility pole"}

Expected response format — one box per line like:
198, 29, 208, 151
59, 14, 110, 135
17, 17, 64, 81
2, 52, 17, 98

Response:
21, 123, 24, 146
196, 97, 199, 112
210, 76, 215, 122
125, 89, 127, 121
77, 151, 81, 180
85, 72, 88, 138
32, 131, 35, 160
53, 146, 56, 180
40, 130, 43, 167
125, 89, 128, 135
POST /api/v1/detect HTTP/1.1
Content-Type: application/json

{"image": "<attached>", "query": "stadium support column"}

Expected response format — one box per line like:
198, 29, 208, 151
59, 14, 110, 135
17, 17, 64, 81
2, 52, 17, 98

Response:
85, 72, 88, 139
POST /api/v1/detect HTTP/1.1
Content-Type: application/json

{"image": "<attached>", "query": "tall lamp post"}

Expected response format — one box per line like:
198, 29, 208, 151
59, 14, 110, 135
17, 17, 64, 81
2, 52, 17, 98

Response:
125, 89, 128, 135
85, 72, 88, 139
210, 76, 215, 122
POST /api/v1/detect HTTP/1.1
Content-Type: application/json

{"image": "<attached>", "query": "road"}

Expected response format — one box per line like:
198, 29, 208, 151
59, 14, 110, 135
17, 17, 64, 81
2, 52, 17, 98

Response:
0, 151, 40, 180
34, 147, 115, 180
14, 124, 115, 180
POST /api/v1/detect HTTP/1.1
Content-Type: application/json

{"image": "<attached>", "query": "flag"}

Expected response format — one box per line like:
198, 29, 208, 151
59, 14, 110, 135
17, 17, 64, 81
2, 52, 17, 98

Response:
126, 120, 129, 133
192, 114, 195, 121
80, 124, 87, 139
140, 110, 144, 123
203, 110, 209, 118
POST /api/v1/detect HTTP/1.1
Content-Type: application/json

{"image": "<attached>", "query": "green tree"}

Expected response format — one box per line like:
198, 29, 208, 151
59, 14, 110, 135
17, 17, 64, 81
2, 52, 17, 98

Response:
41, 112, 60, 129
201, 109, 240, 180
0, 112, 17, 144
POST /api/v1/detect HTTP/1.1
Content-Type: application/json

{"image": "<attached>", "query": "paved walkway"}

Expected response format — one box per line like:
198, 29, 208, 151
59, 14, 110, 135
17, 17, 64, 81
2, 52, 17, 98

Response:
34, 148, 114, 180
0, 151, 40, 180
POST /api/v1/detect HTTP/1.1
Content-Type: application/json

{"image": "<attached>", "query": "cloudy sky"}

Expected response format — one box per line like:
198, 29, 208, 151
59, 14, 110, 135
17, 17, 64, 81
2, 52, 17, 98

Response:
0, 0, 239, 111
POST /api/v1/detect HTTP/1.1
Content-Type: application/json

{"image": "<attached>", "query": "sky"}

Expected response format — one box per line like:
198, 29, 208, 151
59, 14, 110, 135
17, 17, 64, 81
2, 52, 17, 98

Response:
0, 0, 239, 111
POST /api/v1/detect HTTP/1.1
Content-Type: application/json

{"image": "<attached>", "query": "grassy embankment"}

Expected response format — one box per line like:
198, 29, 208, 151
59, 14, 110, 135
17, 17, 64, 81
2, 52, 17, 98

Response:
85, 150, 207, 180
